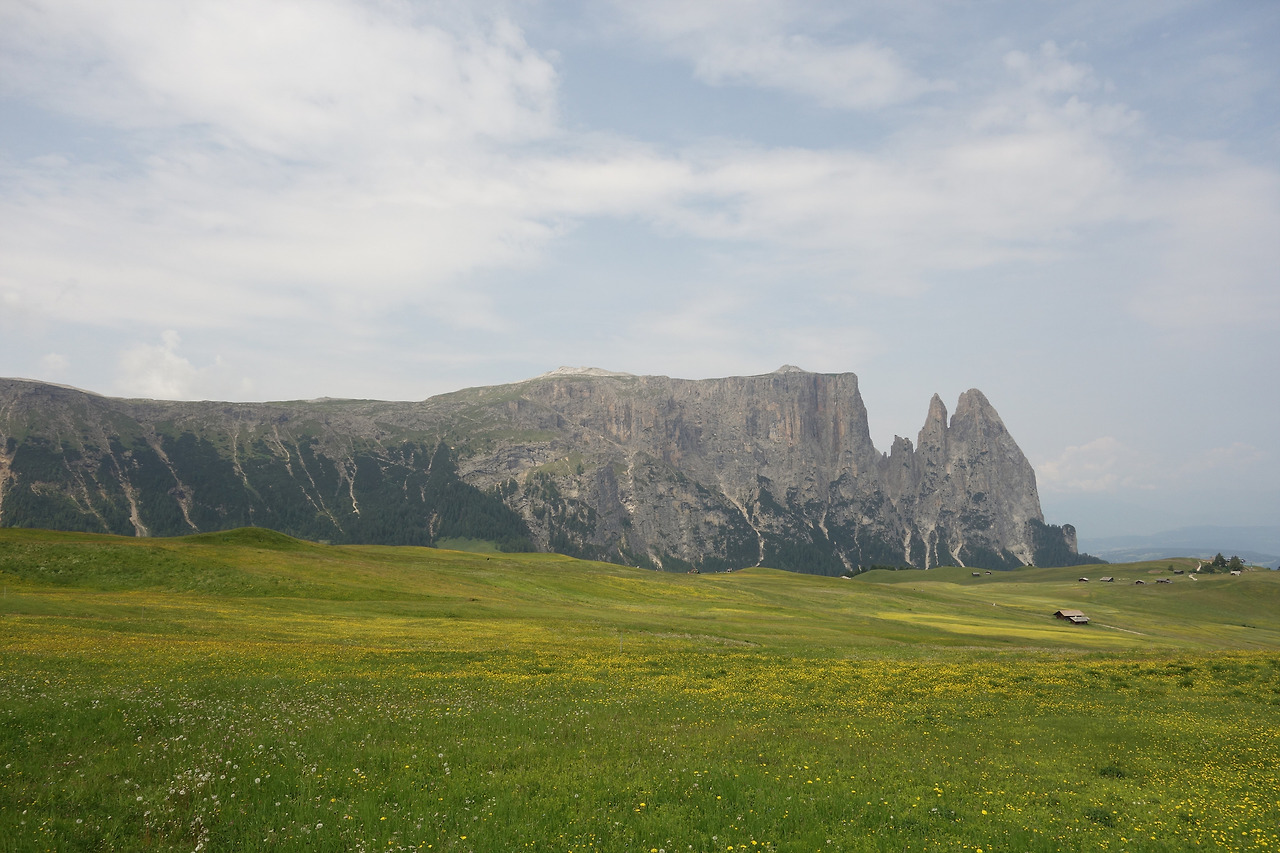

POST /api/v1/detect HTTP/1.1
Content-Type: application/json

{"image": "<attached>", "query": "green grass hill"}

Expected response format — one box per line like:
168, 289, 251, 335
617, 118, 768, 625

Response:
2, 527, 1275, 652
2, 528, 1278, 852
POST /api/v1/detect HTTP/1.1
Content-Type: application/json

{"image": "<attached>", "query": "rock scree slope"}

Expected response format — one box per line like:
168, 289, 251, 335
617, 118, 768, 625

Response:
0, 367, 1090, 572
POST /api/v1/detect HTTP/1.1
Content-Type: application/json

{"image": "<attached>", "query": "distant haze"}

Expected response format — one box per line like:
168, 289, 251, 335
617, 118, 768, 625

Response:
1082, 526, 1280, 570
1, 1, 1276, 542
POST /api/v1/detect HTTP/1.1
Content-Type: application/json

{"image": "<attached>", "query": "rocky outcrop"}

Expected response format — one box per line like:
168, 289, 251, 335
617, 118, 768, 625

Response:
0, 368, 1089, 572
873, 390, 1045, 568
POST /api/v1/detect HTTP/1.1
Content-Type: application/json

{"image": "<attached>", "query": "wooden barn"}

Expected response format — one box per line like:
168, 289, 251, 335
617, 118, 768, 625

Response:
1054, 609, 1090, 624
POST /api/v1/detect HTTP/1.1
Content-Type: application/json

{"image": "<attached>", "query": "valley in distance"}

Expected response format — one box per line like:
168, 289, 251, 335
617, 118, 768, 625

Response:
2, 368, 1277, 851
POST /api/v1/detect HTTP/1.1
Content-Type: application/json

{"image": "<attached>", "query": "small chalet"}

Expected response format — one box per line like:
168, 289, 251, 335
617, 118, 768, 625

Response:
1078, 577, 1090, 582
972, 572, 981, 577
1230, 570, 1242, 576
1100, 576, 1114, 582
1134, 579, 1146, 585
1157, 578, 1172, 584
1054, 609, 1090, 624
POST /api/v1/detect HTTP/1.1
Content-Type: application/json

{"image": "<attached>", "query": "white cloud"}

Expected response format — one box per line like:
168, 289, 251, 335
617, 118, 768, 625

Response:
1183, 442, 1269, 478
0, 0, 558, 152
116, 331, 201, 398
1039, 436, 1273, 499
0, 1, 707, 335
692, 35, 940, 110
1037, 436, 1150, 493
0, 289, 26, 321
1003, 42, 1096, 96
1130, 157, 1280, 328
1, 0, 1277, 369
114, 330, 260, 400
646, 57, 1132, 291
39, 353, 70, 376
611, 0, 942, 109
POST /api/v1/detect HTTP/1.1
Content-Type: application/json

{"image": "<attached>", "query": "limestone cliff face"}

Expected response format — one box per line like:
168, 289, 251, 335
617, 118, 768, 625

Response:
0, 369, 1082, 571
452, 369, 884, 571
876, 391, 1044, 569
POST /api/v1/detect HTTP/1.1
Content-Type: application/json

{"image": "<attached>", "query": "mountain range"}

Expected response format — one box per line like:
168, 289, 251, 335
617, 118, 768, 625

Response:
0, 367, 1097, 573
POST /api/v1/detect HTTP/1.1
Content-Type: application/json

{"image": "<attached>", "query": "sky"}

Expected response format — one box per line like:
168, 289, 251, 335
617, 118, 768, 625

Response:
1, 0, 1277, 542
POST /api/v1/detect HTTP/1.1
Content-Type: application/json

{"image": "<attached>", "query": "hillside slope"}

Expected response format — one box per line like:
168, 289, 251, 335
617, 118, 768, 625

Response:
0, 529, 1272, 651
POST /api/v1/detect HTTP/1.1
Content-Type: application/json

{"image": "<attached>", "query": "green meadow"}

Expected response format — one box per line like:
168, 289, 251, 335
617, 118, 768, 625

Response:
1, 528, 1278, 852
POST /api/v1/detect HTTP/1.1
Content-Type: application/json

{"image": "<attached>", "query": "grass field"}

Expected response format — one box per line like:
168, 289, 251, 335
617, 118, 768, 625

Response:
2, 527, 1278, 851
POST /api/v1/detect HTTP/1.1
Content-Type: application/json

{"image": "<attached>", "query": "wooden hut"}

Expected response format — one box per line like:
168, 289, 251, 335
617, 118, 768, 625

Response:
1054, 609, 1089, 624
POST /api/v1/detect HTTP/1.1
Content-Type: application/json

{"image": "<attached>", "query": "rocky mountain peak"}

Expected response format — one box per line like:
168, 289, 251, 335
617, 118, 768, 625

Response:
918, 393, 949, 449
952, 388, 1005, 435
0, 370, 1087, 573
537, 366, 637, 379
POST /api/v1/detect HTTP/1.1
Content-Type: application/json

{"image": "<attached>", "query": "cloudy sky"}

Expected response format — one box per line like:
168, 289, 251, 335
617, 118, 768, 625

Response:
1, 0, 1277, 542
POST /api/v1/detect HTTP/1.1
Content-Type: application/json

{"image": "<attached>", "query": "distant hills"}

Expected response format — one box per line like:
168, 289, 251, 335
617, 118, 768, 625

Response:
0, 368, 1099, 573
1084, 526, 1280, 569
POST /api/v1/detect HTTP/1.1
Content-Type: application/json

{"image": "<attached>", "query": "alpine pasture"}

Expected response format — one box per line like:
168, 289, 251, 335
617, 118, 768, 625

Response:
2, 528, 1278, 852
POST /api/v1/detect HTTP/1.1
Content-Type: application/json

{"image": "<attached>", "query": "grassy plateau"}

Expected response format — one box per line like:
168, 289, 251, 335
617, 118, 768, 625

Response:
1, 527, 1278, 852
